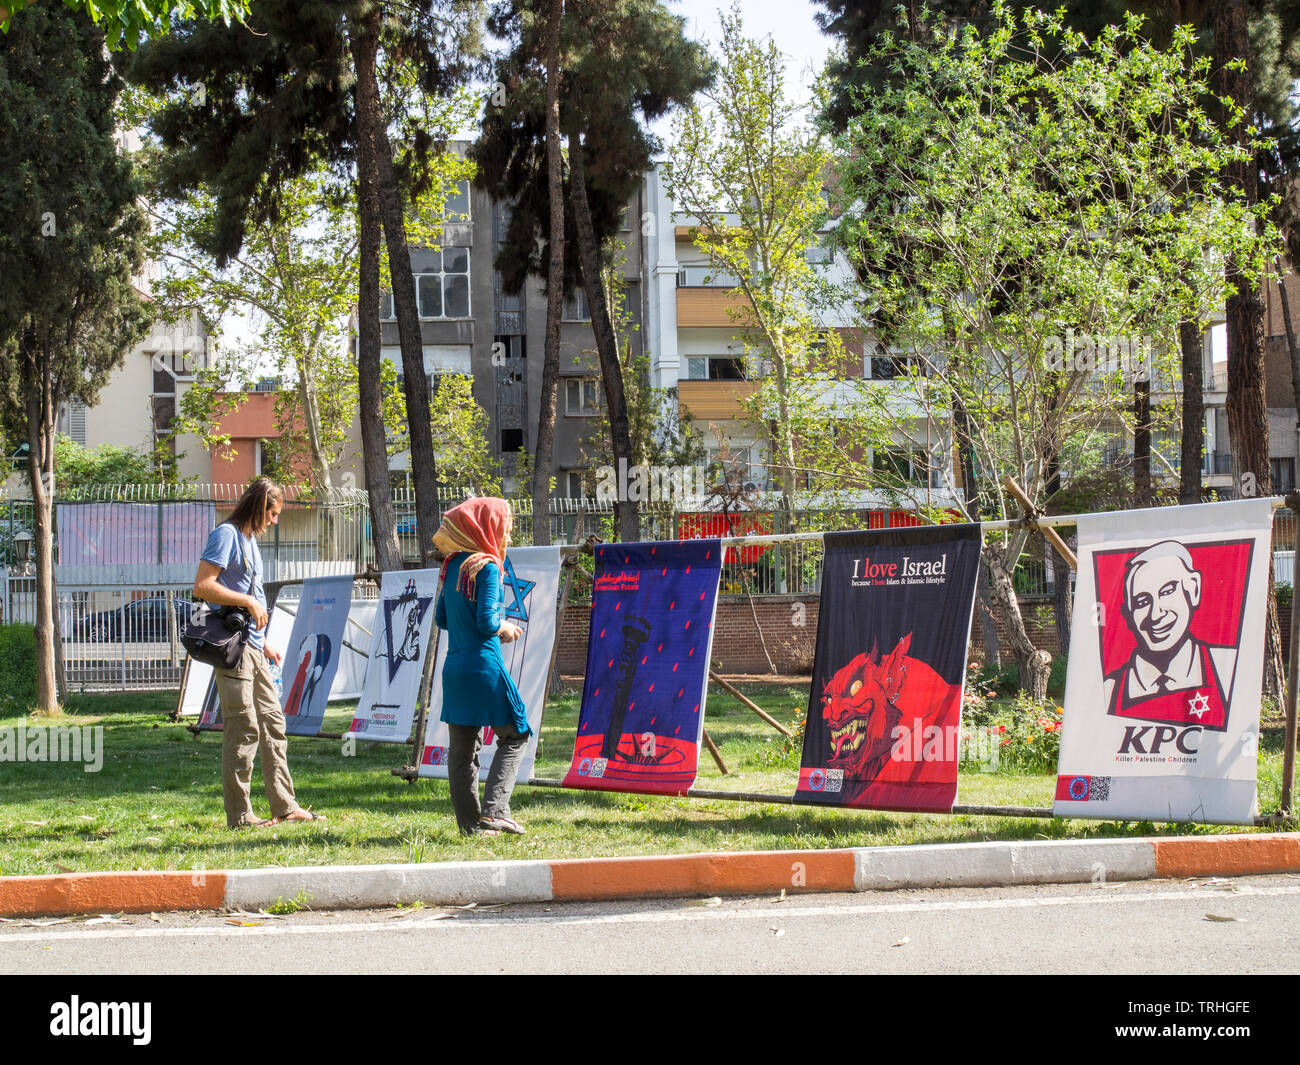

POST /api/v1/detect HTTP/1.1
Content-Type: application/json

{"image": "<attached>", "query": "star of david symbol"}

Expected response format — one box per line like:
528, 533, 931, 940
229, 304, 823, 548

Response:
1187, 690, 1212, 719
500, 555, 534, 623
382, 580, 433, 683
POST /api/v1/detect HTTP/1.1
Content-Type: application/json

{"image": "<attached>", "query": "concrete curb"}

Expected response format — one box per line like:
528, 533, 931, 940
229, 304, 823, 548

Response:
1, 833, 1296, 917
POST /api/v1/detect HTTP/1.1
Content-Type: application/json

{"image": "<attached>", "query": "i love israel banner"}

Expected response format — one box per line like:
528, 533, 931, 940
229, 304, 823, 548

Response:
795, 525, 981, 812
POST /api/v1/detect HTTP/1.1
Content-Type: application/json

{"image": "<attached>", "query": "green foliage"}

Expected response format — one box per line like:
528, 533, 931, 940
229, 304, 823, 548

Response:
0, 624, 37, 710
1, 0, 250, 51
266, 889, 312, 915
824, 3, 1279, 525
664, 6, 839, 503
382, 367, 501, 495
53, 435, 163, 490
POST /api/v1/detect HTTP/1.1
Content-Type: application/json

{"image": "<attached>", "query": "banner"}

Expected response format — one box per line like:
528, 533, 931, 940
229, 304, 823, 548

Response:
795, 525, 981, 812
346, 570, 441, 743
1054, 500, 1272, 825
57, 502, 215, 566
419, 547, 562, 781
563, 539, 722, 795
280, 575, 354, 736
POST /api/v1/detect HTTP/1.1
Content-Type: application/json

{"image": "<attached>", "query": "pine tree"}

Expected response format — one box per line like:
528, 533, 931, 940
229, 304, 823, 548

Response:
0, 5, 152, 714
123, 0, 484, 566
474, 0, 712, 542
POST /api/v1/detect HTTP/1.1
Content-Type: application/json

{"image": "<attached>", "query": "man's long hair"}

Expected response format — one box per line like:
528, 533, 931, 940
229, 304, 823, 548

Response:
226, 477, 284, 537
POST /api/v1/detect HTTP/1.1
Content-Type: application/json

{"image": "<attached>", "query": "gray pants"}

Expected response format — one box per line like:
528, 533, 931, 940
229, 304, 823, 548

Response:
447, 722, 529, 833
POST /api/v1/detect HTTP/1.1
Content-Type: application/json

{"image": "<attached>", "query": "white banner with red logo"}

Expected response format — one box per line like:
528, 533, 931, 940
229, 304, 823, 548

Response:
1054, 499, 1273, 825
346, 569, 441, 743
418, 547, 562, 782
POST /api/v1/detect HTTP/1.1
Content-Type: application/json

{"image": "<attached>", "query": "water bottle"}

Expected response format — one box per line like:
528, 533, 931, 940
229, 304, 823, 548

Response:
270, 659, 283, 702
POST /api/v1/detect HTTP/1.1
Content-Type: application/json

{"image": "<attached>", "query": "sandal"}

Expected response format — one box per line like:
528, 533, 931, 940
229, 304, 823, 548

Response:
231, 817, 274, 830
273, 809, 326, 824
479, 815, 525, 835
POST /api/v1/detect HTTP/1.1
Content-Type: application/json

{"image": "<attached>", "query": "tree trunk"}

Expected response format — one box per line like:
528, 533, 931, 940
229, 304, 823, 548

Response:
1216, 0, 1283, 701
25, 365, 58, 716
953, 392, 1000, 664
985, 549, 1051, 702
568, 129, 639, 542
353, 4, 438, 566
349, 17, 402, 572
531, 0, 565, 547
1179, 319, 1204, 505
1134, 378, 1152, 506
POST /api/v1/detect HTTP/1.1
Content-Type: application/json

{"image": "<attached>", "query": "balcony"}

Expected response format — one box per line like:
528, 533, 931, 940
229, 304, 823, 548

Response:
678, 379, 761, 420
675, 287, 757, 328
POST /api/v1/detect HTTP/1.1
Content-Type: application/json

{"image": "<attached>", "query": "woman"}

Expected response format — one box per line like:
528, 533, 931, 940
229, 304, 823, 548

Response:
433, 497, 529, 836
193, 477, 323, 829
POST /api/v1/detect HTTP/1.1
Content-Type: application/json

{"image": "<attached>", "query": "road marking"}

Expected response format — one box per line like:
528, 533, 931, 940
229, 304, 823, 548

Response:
2, 882, 1297, 945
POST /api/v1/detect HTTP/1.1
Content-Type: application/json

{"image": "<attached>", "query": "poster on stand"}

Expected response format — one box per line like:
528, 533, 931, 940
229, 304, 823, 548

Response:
280, 575, 354, 736
346, 569, 440, 743
419, 547, 562, 782
795, 525, 981, 813
1054, 500, 1272, 825
563, 539, 722, 796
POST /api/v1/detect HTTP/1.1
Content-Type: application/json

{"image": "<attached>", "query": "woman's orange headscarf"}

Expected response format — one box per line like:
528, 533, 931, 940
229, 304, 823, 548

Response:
434, 497, 511, 602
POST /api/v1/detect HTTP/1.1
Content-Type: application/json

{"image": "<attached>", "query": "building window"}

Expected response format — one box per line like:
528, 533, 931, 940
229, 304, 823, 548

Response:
565, 378, 603, 416
444, 180, 470, 221
564, 469, 589, 497
619, 206, 632, 231
500, 427, 524, 453
676, 265, 741, 287
872, 446, 930, 486
1272, 457, 1296, 494
687, 355, 748, 381
379, 247, 471, 321
870, 352, 927, 379
563, 287, 591, 321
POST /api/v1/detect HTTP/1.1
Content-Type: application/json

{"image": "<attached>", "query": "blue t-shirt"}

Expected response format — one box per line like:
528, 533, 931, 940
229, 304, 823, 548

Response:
200, 522, 267, 651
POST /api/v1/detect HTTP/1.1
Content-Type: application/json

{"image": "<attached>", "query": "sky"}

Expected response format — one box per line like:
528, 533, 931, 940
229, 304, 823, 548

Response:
672, 0, 835, 105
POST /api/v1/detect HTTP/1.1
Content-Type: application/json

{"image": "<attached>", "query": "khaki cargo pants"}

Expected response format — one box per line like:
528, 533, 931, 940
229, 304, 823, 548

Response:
217, 644, 298, 827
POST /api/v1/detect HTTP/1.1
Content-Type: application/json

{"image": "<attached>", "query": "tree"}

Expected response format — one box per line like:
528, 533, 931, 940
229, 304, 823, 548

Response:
124, 0, 484, 567
1, 0, 250, 50
664, 7, 838, 511
54, 436, 161, 490
0, 5, 152, 713
139, 168, 360, 492
474, 0, 712, 542
821, 5, 1277, 700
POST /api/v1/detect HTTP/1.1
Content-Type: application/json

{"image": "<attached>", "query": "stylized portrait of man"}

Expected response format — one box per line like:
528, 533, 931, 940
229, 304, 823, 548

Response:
1104, 540, 1236, 728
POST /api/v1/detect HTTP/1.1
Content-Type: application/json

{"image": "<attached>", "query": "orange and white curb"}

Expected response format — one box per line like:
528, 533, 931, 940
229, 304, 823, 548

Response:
1, 833, 1297, 917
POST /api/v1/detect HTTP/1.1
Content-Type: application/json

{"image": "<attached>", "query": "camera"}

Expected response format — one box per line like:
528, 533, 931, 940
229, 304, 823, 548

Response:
221, 607, 252, 635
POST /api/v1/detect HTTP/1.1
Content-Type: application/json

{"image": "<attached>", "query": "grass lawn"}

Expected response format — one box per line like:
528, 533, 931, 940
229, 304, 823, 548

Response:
0, 683, 1291, 876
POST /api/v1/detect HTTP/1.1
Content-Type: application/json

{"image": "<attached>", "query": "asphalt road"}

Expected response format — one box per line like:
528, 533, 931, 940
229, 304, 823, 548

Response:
2, 874, 1298, 975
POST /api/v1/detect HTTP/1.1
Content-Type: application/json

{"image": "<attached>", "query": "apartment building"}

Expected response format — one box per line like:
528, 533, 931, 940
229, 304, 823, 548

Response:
375, 176, 649, 498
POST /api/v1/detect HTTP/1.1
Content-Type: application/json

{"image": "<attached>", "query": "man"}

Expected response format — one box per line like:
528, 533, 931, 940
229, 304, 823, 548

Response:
1103, 540, 1236, 729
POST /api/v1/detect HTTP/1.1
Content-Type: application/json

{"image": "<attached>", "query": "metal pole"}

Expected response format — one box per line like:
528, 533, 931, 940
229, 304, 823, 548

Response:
1281, 492, 1300, 814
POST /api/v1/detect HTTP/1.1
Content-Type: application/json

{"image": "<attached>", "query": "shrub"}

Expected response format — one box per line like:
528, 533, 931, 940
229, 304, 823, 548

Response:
0, 624, 37, 711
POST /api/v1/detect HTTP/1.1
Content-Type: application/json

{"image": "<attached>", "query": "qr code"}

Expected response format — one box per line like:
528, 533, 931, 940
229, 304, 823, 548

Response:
1090, 776, 1111, 801
823, 769, 844, 793
590, 757, 608, 779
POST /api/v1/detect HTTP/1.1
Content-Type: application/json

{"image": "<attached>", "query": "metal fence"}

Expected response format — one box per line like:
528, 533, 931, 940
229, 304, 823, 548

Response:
4, 482, 1300, 690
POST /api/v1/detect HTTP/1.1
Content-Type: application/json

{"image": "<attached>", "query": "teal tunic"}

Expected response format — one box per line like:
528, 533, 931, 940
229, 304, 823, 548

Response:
436, 554, 530, 734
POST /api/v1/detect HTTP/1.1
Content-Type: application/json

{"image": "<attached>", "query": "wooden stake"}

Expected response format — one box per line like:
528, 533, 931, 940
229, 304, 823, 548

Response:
1002, 475, 1078, 571
701, 728, 728, 775
709, 670, 793, 737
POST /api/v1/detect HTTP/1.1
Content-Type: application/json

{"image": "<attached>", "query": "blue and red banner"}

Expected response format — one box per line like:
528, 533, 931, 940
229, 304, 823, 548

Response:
563, 539, 722, 796
795, 525, 981, 812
